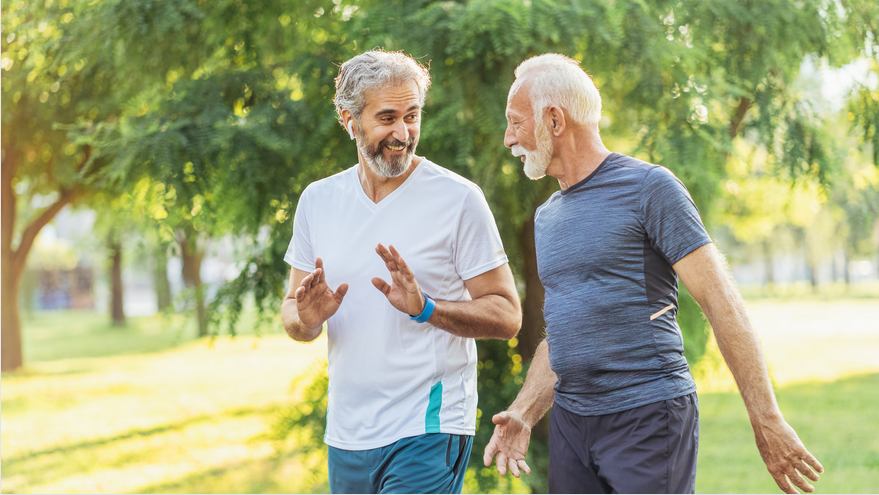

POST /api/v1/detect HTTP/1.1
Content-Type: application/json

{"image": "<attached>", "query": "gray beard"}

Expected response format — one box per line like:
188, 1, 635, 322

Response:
358, 132, 418, 179
523, 121, 553, 180
360, 146, 411, 178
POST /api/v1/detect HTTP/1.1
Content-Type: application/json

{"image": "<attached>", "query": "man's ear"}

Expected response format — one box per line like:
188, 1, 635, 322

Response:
548, 106, 566, 136
340, 110, 356, 140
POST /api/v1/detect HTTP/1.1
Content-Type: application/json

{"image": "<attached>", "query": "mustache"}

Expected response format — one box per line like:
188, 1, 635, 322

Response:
511, 145, 528, 157
380, 137, 417, 151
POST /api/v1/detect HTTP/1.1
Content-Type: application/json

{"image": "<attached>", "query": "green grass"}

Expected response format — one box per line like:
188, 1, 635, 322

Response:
3, 298, 878, 494
696, 374, 879, 493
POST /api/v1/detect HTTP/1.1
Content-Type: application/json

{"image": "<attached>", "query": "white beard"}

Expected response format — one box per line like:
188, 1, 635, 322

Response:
514, 120, 553, 180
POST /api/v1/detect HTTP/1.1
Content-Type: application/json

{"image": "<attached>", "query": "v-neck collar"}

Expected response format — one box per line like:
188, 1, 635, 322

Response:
353, 160, 428, 211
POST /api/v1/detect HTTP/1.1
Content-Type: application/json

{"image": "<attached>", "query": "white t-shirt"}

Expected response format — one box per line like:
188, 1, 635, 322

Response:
285, 159, 509, 450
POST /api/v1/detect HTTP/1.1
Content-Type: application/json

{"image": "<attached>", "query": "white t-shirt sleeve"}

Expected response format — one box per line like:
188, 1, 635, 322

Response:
454, 185, 509, 280
285, 186, 315, 272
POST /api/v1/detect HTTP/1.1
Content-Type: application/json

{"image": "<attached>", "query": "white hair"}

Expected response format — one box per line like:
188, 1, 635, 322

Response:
513, 53, 601, 125
334, 50, 431, 124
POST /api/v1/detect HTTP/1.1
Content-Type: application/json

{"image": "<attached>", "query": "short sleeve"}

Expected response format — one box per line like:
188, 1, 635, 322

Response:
454, 185, 509, 280
285, 186, 316, 271
640, 167, 712, 265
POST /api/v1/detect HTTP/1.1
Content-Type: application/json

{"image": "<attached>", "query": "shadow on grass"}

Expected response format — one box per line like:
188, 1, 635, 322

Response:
131, 451, 330, 494
1, 405, 275, 474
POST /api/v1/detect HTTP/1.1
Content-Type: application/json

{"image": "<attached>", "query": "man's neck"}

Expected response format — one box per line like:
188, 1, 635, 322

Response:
551, 126, 611, 190
357, 154, 423, 203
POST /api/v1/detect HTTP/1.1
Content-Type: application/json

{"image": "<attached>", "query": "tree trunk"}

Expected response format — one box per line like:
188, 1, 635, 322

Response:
1, 145, 85, 372
108, 235, 126, 326
153, 244, 172, 311
2, 149, 24, 372
518, 211, 545, 362
179, 230, 207, 337
1, 253, 24, 372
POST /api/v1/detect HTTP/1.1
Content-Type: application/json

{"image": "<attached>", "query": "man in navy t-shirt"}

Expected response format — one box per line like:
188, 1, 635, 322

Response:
482, 53, 824, 494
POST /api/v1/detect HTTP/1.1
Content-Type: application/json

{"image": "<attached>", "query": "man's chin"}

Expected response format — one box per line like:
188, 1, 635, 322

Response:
523, 161, 548, 180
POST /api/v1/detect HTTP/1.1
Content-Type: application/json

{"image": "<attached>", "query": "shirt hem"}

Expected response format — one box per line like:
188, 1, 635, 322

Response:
554, 383, 697, 417
324, 425, 476, 451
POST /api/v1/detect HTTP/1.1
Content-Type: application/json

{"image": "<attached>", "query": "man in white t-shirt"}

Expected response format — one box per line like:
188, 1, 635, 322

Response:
280, 50, 522, 494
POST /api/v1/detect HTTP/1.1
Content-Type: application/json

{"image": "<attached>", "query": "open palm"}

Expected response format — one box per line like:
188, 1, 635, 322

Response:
295, 258, 348, 329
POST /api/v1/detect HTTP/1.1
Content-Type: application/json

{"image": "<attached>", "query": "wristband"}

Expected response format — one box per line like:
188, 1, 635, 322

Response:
410, 292, 435, 323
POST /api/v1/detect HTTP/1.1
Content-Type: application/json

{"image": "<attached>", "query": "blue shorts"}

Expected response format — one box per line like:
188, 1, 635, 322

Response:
328, 433, 473, 494
549, 392, 699, 494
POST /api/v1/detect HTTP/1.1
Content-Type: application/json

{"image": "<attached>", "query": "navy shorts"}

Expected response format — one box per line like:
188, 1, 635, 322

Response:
548, 392, 699, 494
328, 433, 473, 494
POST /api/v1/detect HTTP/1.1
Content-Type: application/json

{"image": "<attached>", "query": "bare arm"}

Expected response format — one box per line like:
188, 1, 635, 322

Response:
371, 243, 521, 340
280, 259, 348, 342
674, 243, 823, 494
483, 339, 557, 477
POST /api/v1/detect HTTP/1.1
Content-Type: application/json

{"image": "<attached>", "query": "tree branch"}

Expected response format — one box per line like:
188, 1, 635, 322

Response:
729, 97, 752, 140
11, 146, 91, 266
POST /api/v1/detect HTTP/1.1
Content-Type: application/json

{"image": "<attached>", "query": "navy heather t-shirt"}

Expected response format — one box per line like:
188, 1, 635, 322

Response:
535, 152, 712, 416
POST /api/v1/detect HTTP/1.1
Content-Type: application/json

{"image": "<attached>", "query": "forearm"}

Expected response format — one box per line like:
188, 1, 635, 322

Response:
697, 265, 782, 425
280, 297, 323, 343
508, 340, 557, 426
706, 291, 782, 423
428, 293, 521, 340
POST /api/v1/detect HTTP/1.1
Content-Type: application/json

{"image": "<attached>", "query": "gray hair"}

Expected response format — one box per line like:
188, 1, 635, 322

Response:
513, 53, 601, 125
334, 50, 431, 123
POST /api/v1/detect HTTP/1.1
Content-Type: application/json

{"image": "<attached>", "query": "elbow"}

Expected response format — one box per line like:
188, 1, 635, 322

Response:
499, 299, 523, 340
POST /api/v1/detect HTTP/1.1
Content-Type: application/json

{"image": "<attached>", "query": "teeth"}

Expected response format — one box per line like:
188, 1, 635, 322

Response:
386, 144, 404, 151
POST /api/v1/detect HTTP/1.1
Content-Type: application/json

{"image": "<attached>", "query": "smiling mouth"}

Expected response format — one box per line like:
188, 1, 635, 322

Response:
385, 144, 405, 152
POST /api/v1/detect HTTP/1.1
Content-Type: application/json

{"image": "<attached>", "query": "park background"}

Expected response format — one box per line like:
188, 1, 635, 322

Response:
2, 0, 878, 493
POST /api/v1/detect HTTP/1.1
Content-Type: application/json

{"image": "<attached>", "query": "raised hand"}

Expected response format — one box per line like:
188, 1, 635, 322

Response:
371, 243, 425, 317
754, 418, 824, 493
483, 411, 533, 478
295, 258, 348, 330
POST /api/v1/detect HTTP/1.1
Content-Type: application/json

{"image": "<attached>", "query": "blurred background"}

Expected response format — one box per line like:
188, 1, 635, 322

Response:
2, 0, 878, 493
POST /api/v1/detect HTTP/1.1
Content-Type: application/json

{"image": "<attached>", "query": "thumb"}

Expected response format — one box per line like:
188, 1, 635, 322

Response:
334, 283, 349, 303
371, 277, 391, 296
492, 411, 512, 426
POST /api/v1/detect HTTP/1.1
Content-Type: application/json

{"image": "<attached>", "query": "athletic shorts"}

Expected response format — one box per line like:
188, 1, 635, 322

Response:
328, 433, 473, 494
549, 392, 699, 494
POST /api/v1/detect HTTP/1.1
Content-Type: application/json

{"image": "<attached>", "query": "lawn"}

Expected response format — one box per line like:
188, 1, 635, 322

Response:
2, 297, 878, 493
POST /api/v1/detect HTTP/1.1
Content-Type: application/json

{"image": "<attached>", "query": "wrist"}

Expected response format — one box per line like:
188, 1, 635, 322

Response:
410, 293, 435, 323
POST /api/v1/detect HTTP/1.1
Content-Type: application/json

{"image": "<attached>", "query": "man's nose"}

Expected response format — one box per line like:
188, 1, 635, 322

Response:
392, 119, 409, 142
503, 124, 516, 149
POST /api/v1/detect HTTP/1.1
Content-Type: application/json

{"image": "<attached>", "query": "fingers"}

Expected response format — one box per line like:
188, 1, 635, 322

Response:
802, 451, 824, 475
375, 243, 396, 271
786, 469, 815, 494
793, 458, 820, 482
483, 441, 498, 467
507, 457, 521, 478
519, 459, 532, 475
388, 244, 416, 279
496, 452, 508, 476
771, 473, 798, 494
315, 257, 327, 284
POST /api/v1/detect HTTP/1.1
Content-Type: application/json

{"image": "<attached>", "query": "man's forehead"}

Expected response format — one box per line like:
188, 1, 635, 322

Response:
506, 78, 532, 117
364, 81, 421, 113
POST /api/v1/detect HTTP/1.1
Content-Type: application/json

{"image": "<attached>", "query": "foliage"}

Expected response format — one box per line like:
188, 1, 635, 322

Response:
5, 0, 879, 489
